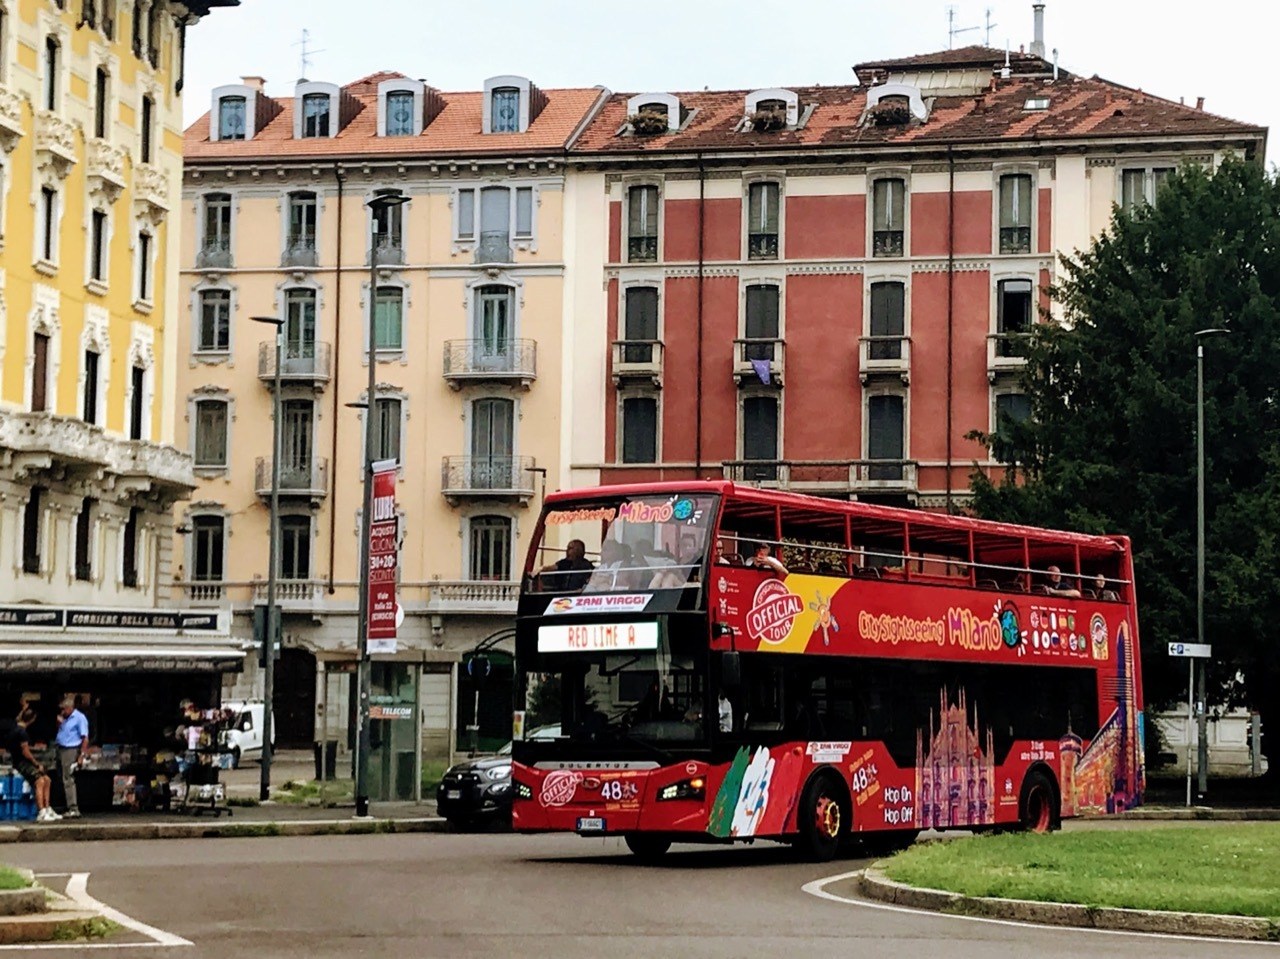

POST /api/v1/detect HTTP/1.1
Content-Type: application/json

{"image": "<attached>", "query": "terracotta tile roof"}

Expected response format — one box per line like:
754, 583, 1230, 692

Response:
572, 73, 1265, 157
184, 74, 607, 162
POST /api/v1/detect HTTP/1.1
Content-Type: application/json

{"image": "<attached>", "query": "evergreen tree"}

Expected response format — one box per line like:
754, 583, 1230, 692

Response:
969, 157, 1280, 786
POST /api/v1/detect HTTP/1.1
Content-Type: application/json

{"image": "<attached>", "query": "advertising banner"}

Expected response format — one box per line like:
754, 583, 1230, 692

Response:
367, 462, 399, 654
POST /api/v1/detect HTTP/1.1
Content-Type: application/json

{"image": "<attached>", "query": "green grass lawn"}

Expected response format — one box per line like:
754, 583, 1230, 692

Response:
882, 824, 1280, 920
0, 866, 31, 891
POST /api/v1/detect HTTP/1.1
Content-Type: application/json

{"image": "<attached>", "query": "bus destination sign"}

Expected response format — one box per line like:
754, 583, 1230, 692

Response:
537, 622, 659, 653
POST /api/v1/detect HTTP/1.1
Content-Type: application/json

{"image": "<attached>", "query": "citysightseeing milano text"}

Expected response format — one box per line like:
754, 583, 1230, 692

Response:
537, 622, 659, 653
857, 607, 1006, 652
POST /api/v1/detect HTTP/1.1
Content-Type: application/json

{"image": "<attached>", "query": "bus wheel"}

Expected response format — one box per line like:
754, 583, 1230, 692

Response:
797, 776, 844, 862
1019, 771, 1057, 834
624, 834, 671, 861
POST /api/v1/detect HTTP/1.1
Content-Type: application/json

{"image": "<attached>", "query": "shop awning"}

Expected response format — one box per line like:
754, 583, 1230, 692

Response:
0, 645, 248, 673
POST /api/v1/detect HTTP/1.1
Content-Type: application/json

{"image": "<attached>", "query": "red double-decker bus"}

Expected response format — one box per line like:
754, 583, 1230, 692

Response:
512, 481, 1144, 860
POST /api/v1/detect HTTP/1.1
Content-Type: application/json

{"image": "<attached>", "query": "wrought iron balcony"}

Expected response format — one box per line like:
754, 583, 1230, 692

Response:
282, 236, 318, 268
733, 338, 785, 386
628, 235, 658, 262
721, 459, 919, 495
368, 236, 405, 267
474, 231, 513, 265
987, 332, 1032, 381
872, 229, 904, 258
748, 232, 779, 260
258, 341, 332, 386
859, 335, 912, 384
196, 237, 232, 270
255, 457, 329, 500
611, 340, 664, 387
442, 339, 536, 389
999, 226, 1033, 255
441, 455, 536, 503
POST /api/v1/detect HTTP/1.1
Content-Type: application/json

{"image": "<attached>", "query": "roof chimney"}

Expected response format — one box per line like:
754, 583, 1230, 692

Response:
240, 76, 265, 93
1196, 96, 1205, 111
1030, 3, 1046, 59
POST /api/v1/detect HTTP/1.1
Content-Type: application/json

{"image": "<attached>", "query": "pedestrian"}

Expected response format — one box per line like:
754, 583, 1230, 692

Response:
55, 696, 89, 819
0, 709, 57, 822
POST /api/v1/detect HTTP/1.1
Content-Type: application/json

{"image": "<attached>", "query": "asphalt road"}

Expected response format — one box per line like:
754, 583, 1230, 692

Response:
6, 831, 1276, 958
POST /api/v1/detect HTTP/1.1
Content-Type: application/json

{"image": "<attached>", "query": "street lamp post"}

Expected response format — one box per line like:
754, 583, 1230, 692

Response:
1195, 327, 1229, 801
354, 189, 410, 818
250, 314, 285, 803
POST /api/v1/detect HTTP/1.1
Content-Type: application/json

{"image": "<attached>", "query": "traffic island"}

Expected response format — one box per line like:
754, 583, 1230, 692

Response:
854, 824, 1280, 942
0, 867, 116, 945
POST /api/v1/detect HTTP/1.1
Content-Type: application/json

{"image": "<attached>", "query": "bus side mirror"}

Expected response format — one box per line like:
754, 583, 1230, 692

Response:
721, 651, 741, 688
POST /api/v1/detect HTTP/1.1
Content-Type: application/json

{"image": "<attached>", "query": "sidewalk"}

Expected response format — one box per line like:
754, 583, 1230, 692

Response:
0, 800, 445, 844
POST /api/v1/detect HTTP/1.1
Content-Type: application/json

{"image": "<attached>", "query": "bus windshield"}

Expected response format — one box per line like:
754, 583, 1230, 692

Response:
527, 492, 719, 593
522, 627, 708, 750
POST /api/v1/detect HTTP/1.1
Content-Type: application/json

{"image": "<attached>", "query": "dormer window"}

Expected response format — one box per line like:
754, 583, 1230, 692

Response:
482, 76, 545, 134
625, 93, 682, 135
218, 95, 246, 140
744, 89, 799, 131
293, 82, 340, 140
491, 87, 519, 133
301, 93, 330, 137
386, 91, 414, 135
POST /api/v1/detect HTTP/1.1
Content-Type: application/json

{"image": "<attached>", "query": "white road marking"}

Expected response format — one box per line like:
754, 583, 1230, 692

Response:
1, 872, 195, 950
801, 869, 1277, 949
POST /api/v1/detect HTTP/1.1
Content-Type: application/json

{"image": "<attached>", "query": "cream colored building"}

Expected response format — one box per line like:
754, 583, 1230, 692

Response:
176, 71, 606, 767
0, 1, 239, 715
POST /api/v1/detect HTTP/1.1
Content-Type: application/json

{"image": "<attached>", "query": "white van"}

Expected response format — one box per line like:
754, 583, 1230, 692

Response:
221, 701, 276, 767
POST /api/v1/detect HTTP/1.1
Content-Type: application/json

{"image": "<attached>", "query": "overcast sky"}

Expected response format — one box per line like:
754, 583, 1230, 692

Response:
183, 0, 1275, 164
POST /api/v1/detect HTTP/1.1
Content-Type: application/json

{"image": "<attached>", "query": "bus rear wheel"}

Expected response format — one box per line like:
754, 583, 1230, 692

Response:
796, 775, 845, 862
624, 834, 671, 861
1019, 770, 1058, 833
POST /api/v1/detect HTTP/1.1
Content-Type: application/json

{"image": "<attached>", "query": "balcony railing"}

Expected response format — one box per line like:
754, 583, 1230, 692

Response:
196, 238, 232, 270
258, 341, 332, 385
282, 236, 318, 268
443, 339, 536, 388
858, 335, 912, 383
748, 232, 779, 260
185, 582, 225, 605
441, 455, 536, 501
611, 340, 664, 387
254, 457, 329, 498
873, 229, 904, 258
368, 236, 405, 266
253, 580, 321, 605
987, 332, 1032, 379
733, 338, 785, 385
722, 459, 919, 494
628, 235, 658, 262
474, 231, 512, 264
426, 580, 520, 613
999, 226, 1033, 255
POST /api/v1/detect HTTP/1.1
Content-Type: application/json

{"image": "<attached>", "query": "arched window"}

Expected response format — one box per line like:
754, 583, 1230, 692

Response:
385, 90, 415, 136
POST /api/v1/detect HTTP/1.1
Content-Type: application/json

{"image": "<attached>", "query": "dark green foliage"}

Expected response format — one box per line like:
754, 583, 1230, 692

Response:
968, 158, 1280, 782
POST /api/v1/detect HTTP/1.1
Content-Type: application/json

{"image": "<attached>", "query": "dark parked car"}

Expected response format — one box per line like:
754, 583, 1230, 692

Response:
436, 725, 560, 828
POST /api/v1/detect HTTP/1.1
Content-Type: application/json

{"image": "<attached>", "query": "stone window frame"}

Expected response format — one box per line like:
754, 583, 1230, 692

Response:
742, 171, 786, 261
360, 276, 408, 359
184, 506, 229, 583
862, 266, 912, 365
861, 383, 910, 467
735, 388, 783, 464
1116, 156, 1182, 214
737, 274, 786, 349
83, 198, 114, 295
463, 272, 522, 347
867, 165, 911, 260
189, 276, 237, 360
124, 320, 155, 441
25, 284, 60, 414
460, 509, 519, 582
615, 388, 662, 466
989, 384, 1032, 449
463, 391, 524, 464
209, 83, 257, 142
482, 75, 532, 134
279, 187, 322, 262
992, 162, 1040, 257
79, 305, 110, 427
187, 385, 233, 475
451, 182, 540, 254
293, 80, 340, 139
620, 177, 663, 264
378, 77, 425, 137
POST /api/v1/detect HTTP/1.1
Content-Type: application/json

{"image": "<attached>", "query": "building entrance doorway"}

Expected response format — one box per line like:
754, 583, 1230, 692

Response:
274, 647, 316, 747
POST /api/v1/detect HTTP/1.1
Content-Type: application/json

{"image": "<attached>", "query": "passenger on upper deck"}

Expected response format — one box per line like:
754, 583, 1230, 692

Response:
586, 539, 634, 591
1093, 573, 1120, 601
1044, 565, 1082, 598
538, 539, 595, 591
751, 543, 788, 576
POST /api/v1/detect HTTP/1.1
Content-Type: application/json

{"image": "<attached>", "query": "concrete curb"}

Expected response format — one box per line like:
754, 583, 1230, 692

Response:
1100, 807, 1280, 822
0, 816, 450, 844
858, 865, 1280, 942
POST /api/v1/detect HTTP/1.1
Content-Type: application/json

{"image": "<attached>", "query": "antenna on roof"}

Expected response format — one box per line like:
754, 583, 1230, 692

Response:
1001, 42, 1012, 80
984, 8, 998, 46
946, 5, 978, 49
293, 28, 325, 82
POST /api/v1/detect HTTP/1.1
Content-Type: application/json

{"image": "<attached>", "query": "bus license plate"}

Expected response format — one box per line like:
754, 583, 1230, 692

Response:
445, 789, 461, 800
576, 817, 606, 833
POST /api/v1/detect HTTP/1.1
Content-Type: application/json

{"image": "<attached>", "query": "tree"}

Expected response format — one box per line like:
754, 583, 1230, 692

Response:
969, 157, 1280, 788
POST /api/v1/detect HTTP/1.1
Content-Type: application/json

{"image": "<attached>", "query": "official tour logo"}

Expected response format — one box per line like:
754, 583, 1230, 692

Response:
747, 580, 804, 644
539, 769, 582, 807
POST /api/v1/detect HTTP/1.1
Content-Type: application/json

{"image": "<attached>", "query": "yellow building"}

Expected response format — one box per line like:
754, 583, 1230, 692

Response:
176, 71, 606, 773
0, 2, 239, 749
